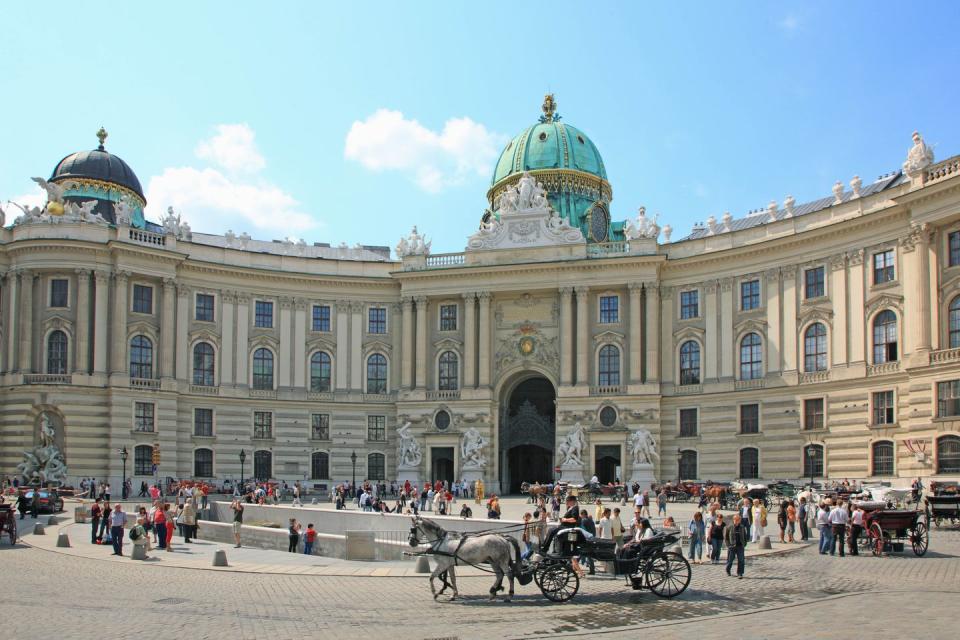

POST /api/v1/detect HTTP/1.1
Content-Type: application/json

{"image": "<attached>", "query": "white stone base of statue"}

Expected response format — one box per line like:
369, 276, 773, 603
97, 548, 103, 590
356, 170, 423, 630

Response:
629, 463, 656, 489
396, 469, 420, 486
558, 466, 585, 486
461, 468, 484, 486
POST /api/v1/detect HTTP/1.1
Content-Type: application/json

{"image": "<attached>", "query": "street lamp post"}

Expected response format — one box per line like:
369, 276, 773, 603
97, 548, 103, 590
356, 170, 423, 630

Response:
239, 449, 247, 491
119, 447, 128, 499
350, 450, 357, 498
676, 448, 683, 485
806, 445, 816, 490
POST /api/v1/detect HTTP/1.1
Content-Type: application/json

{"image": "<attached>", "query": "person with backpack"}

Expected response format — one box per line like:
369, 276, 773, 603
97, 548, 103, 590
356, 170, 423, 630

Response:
129, 515, 149, 559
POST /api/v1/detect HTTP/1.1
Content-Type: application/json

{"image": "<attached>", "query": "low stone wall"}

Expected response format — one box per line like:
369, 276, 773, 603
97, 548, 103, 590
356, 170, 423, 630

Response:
197, 521, 408, 561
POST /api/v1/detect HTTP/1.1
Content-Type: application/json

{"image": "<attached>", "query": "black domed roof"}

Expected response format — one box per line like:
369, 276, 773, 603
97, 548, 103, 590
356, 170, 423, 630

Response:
50, 143, 145, 201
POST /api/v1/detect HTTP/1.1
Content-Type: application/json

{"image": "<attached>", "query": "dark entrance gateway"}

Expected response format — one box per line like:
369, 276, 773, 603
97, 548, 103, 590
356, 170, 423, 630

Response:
431, 447, 455, 485
594, 445, 621, 484
499, 376, 556, 494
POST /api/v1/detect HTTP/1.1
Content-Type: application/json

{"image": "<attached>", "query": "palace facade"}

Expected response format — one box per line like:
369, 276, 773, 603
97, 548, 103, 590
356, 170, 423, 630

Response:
3, 100, 960, 493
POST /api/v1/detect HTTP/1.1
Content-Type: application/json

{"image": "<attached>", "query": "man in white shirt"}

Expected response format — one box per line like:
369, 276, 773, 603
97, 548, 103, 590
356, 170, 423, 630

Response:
849, 504, 865, 556
828, 500, 849, 557
816, 503, 832, 554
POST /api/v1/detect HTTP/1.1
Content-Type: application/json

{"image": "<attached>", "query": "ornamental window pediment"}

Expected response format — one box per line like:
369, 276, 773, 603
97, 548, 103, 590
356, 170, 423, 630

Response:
249, 334, 279, 351
306, 336, 337, 354
673, 325, 705, 342
362, 339, 393, 356
42, 313, 72, 333
433, 337, 463, 353
127, 321, 158, 342
593, 330, 625, 347
733, 317, 768, 341
189, 328, 221, 344
940, 274, 960, 300
864, 293, 903, 318
797, 306, 834, 329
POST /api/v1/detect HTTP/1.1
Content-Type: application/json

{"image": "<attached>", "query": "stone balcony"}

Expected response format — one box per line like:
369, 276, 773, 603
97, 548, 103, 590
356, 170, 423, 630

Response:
589, 384, 625, 396
734, 378, 765, 391
931, 347, 960, 364
130, 377, 161, 391
425, 389, 461, 401
22, 373, 72, 385
798, 370, 830, 384
188, 384, 220, 396
866, 362, 900, 377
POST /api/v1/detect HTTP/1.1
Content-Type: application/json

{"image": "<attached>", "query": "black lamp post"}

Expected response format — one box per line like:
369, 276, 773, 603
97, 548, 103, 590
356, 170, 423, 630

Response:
350, 450, 357, 498
806, 444, 816, 490
676, 448, 683, 484
119, 447, 128, 499
239, 449, 247, 490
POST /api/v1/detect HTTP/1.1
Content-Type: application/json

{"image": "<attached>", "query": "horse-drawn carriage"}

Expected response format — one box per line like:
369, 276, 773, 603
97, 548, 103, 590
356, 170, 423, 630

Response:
926, 494, 960, 528
0, 502, 17, 545
409, 517, 691, 604
857, 505, 929, 557
523, 481, 626, 504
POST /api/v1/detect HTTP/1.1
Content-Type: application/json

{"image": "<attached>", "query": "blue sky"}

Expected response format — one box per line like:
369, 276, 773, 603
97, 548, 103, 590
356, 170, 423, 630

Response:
2, 2, 959, 252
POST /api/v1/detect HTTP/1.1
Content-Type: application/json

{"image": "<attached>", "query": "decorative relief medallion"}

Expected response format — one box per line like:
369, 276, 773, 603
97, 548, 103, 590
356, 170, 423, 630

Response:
494, 322, 558, 376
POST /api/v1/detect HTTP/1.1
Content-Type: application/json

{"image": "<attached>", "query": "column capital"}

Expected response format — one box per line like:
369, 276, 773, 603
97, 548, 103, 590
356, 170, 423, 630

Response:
414, 295, 428, 307
114, 269, 131, 284
829, 253, 847, 272
574, 285, 590, 297
176, 283, 191, 299
720, 277, 733, 292
74, 268, 92, 280
644, 281, 660, 294
222, 290, 238, 304
559, 286, 574, 298
335, 299, 350, 310
163, 277, 177, 289
477, 291, 492, 304
764, 268, 781, 282
401, 296, 415, 309
847, 248, 864, 266
16, 268, 35, 280
781, 264, 797, 279
280, 296, 294, 310
92, 269, 110, 284
294, 297, 308, 311
349, 301, 364, 314
461, 291, 477, 302
628, 282, 644, 294
660, 285, 673, 300
236, 292, 251, 305
704, 280, 718, 295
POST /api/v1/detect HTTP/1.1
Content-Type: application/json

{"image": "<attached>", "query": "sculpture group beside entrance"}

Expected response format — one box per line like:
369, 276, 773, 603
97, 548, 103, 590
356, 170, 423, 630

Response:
628, 428, 658, 488
396, 421, 423, 469
17, 412, 68, 487
461, 426, 488, 469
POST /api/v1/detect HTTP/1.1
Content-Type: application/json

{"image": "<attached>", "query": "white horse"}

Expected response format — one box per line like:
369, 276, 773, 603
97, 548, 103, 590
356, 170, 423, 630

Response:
410, 516, 519, 602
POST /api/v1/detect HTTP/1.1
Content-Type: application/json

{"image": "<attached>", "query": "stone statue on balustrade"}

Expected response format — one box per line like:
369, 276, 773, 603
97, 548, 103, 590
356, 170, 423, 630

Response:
903, 131, 935, 177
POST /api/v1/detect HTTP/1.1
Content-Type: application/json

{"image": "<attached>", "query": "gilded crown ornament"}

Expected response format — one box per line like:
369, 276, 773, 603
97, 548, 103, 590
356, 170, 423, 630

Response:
96, 126, 108, 150
539, 93, 560, 123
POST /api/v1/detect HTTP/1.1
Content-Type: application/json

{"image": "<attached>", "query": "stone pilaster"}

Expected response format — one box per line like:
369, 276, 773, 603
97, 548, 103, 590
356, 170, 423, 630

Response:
18, 270, 34, 373
401, 297, 414, 389
644, 283, 660, 383
93, 270, 110, 374
415, 296, 428, 389
462, 292, 477, 388
161, 278, 176, 378
478, 292, 491, 387
110, 271, 129, 374
628, 283, 643, 384
74, 269, 92, 374
560, 287, 574, 386
575, 286, 590, 385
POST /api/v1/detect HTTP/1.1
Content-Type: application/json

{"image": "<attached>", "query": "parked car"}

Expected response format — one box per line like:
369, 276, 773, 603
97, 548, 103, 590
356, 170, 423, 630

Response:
24, 490, 63, 514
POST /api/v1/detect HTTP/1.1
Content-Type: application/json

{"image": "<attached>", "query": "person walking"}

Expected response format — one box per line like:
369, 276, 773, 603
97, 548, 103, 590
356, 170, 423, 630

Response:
97, 501, 111, 542
579, 510, 597, 575
798, 497, 810, 541
850, 503, 864, 556
163, 503, 176, 552
88, 498, 103, 544
829, 499, 849, 557
724, 513, 749, 578
611, 507, 625, 552
777, 501, 789, 543
292, 483, 302, 507
786, 501, 797, 543
288, 519, 301, 552
688, 511, 705, 564
708, 513, 726, 564
303, 523, 316, 555
231, 498, 244, 548
657, 490, 668, 517
816, 501, 832, 554
109, 503, 127, 556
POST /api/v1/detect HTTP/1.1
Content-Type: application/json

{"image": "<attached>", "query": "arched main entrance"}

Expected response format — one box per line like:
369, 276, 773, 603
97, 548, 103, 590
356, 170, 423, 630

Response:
499, 375, 556, 494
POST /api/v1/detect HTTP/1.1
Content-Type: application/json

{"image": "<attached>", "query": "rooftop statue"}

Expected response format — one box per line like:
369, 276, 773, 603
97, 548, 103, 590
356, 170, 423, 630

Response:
903, 131, 935, 176
624, 206, 660, 240
396, 225, 431, 258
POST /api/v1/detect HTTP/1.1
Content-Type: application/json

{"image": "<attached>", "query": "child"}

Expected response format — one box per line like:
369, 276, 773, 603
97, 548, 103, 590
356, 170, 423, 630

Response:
303, 523, 316, 555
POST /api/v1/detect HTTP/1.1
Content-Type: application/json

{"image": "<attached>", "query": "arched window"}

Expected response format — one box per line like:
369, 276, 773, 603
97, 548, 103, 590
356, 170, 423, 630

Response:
193, 342, 215, 386
679, 341, 701, 385
739, 333, 762, 380
598, 345, 621, 387
803, 444, 824, 477
366, 353, 387, 394
194, 448, 214, 478
950, 297, 960, 348
937, 435, 960, 474
368, 452, 386, 481
438, 351, 459, 391
311, 452, 329, 480
46, 330, 68, 374
130, 335, 153, 379
134, 445, 153, 476
679, 450, 698, 481
804, 323, 828, 372
739, 447, 759, 480
253, 450, 272, 480
310, 351, 332, 392
252, 348, 274, 390
871, 441, 894, 476
872, 310, 898, 363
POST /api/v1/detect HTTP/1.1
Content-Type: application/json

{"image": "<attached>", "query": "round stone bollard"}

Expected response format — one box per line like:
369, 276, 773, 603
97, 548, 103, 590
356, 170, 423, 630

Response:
212, 549, 229, 567
131, 545, 148, 560
415, 555, 431, 573
47, 515, 58, 526
758, 535, 772, 550
56, 533, 71, 548
33, 523, 45, 535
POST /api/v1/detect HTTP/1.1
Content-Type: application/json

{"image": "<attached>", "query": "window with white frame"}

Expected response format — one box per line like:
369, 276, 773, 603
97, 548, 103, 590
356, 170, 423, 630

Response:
950, 231, 960, 267
310, 351, 332, 392
803, 444, 824, 477
366, 353, 387, 393
679, 408, 698, 437
598, 345, 620, 386
50, 278, 69, 308
438, 351, 459, 390
252, 348, 274, 389
872, 390, 895, 425
873, 249, 895, 285
739, 448, 759, 479
872, 310, 898, 363
937, 380, 960, 418
194, 448, 214, 478
46, 330, 68, 374
368, 453, 386, 481
439, 304, 457, 331
803, 398, 825, 430
804, 323, 828, 372
254, 300, 273, 328
134, 402, 155, 432
740, 404, 759, 434
599, 295, 619, 323
253, 411, 273, 439
937, 435, 960, 474
679, 450, 698, 480
130, 335, 153, 379
193, 342, 215, 386
134, 445, 152, 476
194, 408, 213, 437
680, 290, 699, 319
679, 341, 701, 385
311, 452, 329, 479
739, 333, 762, 380
949, 297, 960, 348
132, 284, 153, 314
312, 304, 331, 332
311, 413, 330, 440
367, 415, 386, 441
804, 267, 825, 299
871, 441, 894, 476
740, 280, 760, 310
368, 307, 387, 334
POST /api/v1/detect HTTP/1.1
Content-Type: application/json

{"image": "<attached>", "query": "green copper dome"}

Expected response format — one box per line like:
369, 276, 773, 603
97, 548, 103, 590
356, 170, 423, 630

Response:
486, 95, 621, 243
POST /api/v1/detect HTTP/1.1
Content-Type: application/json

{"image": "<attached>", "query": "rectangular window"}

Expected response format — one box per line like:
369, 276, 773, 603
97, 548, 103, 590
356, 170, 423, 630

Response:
50, 279, 69, 308
872, 390, 895, 425
680, 290, 699, 319
679, 408, 698, 438
599, 295, 619, 323
134, 447, 152, 476
253, 411, 273, 439
740, 280, 760, 311
134, 402, 154, 432
873, 250, 895, 285
254, 300, 273, 328
804, 267, 825, 299
803, 398, 825, 430
132, 284, 153, 314
195, 293, 215, 322
194, 408, 213, 437
937, 380, 960, 418
950, 231, 960, 267
312, 304, 331, 332
439, 304, 458, 331
740, 404, 760, 434
368, 454, 386, 481
368, 307, 387, 334
311, 413, 330, 440
367, 415, 386, 441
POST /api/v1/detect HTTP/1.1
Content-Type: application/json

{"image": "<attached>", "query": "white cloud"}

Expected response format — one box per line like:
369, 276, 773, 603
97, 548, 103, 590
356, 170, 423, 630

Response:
3, 184, 46, 212
145, 124, 315, 235
195, 123, 265, 173
778, 14, 800, 32
344, 109, 505, 193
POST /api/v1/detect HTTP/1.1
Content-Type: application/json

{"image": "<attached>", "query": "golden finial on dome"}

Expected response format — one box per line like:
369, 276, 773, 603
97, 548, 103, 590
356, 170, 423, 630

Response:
96, 126, 108, 150
541, 93, 556, 123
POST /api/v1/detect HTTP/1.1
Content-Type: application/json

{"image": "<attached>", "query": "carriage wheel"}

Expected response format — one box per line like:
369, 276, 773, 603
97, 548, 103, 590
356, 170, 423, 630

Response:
911, 521, 929, 557
869, 522, 884, 557
537, 562, 580, 603
643, 552, 691, 598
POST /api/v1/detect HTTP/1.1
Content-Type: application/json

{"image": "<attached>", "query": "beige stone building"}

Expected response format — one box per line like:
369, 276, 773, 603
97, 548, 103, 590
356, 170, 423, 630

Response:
3, 108, 960, 492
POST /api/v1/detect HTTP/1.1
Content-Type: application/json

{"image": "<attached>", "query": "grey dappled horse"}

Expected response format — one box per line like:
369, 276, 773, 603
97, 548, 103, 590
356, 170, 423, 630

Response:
410, 516, 519, 602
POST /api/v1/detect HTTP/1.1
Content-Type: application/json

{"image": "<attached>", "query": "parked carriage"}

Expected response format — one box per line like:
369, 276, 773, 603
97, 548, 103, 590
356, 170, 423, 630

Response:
861, 507, 929, 557
0, 503, 17, 545
926, 494, 960, 528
